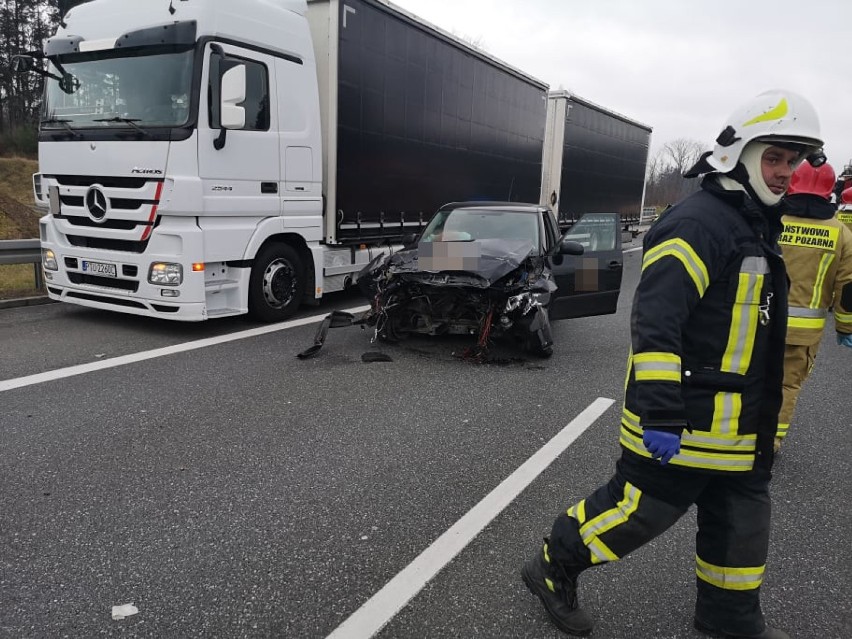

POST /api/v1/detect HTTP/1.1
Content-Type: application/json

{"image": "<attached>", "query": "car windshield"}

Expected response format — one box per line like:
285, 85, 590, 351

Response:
420, 208, 540, 245
43, 45, 194, 128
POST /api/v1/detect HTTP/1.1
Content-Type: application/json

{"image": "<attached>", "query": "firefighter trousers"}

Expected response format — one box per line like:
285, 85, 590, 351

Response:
778, 341, 821, 440
548, 452, 772, 636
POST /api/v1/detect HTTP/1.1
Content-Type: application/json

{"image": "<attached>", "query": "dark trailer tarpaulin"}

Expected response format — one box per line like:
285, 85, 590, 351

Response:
333, 0, 548, 244
541, 91, 652, 229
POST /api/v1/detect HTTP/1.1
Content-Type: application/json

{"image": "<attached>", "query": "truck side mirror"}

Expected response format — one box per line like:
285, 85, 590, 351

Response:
559, 239, 584, 255
220, 64, 246, 129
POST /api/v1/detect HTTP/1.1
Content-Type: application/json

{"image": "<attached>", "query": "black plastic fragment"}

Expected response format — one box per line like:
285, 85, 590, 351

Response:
296, 310, 368, 359
361, 352, 393, 363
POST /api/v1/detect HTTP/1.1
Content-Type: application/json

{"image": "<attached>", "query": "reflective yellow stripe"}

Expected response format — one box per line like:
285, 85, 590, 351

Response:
587, 537, 619, 565
789, 306, 828, 318
788, 316, 825, 330
809, 253, 835, 308
709, 391, 742, 435
622, 407, 640, 428
835, 311, 852, 324
680, 429, 757, 451
566, 500, 587, 524
742, 97, 787, 127
633, 351, 682, 382
577, 482, 642, 564
776, 422, 789, 438
642, 239, 709, 296
620, 421, 757, 472
624, 351, 633, 391
721, 257, 767, 374
696, 555, 764, 590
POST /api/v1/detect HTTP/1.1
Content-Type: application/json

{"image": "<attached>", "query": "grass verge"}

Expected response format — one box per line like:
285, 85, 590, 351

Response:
0, 263, 45, 300
0, 156, 43, 300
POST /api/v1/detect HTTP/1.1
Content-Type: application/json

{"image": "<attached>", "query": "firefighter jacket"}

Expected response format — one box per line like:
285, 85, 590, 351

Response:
620, 177, 787, 473
837, 208, 852, 233
780, 195, 852, 345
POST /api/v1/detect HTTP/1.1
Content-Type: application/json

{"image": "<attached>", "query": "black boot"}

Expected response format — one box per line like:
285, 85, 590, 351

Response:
521, 538, 594, 636
694, 616, 791, 639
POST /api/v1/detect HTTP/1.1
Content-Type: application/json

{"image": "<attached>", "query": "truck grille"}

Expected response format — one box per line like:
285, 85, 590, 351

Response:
67, 234, 149, 253
46, 174, 163, 247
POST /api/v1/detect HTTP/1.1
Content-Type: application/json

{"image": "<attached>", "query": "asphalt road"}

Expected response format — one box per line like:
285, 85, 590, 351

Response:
1, 247, 850, 639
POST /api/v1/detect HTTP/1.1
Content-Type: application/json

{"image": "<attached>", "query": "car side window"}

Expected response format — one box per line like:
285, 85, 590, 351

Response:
562, 213, 619, 251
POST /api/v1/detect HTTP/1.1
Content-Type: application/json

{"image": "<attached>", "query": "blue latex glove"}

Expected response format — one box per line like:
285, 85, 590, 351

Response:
643, 430, 681, 464
837, 333, 852, 348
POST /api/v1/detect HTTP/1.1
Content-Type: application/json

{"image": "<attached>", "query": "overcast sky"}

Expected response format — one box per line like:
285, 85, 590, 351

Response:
391, 0, 851, 172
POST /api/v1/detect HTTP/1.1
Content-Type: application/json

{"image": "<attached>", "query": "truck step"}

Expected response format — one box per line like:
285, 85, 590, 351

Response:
204, 279, 241, 290
206, 308, 243, 318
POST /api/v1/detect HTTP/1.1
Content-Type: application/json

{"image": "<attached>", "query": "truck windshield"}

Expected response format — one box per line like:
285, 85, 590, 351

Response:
43, 45, 194, 129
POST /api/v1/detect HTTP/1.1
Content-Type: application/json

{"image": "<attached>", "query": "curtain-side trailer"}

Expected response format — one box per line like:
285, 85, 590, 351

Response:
540, 90, 652, 234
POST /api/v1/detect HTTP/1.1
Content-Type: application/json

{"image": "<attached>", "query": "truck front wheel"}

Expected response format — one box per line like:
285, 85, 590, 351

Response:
249, 243, 304, 322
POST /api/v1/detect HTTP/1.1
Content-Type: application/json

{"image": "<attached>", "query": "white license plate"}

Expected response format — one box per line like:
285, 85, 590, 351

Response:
81, 260, 118, 278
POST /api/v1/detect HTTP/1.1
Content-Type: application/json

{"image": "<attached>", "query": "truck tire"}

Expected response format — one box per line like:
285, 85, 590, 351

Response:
249, 243, 304, 322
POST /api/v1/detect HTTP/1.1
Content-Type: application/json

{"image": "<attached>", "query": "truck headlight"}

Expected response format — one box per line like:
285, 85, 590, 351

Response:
42, 249, 58, 271
148, 262, 183, 286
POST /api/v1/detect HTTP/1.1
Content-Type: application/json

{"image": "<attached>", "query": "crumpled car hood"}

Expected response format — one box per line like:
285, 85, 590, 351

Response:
381, 239, 537, 287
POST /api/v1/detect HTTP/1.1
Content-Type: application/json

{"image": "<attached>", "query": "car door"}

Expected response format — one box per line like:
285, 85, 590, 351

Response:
548, 212, 624, 319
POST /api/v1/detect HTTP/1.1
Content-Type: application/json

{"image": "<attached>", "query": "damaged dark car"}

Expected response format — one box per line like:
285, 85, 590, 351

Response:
357, 202, 625, 358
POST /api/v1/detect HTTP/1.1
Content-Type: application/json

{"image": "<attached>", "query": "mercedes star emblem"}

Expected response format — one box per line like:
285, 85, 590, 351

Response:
85, 185, 108, 221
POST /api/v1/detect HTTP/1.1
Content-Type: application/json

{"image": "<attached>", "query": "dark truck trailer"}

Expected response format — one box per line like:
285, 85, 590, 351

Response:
540, 90, 652, 233
307, 0, 548, 245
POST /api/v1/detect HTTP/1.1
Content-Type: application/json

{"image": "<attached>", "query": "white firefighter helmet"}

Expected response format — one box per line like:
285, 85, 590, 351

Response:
686, 89, 823, 177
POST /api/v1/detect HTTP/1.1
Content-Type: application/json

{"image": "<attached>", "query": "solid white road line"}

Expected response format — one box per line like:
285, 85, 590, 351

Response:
325, 396, 616, 639
624, 246, 643, 253
0, 305, 371, 393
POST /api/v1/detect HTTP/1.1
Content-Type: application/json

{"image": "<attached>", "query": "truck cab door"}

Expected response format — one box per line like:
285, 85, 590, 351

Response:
198, 44, 280, 219
548, 212, 624, 320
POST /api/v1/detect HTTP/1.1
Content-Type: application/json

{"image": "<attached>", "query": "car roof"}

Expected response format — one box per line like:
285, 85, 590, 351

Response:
438, 201, 548, 214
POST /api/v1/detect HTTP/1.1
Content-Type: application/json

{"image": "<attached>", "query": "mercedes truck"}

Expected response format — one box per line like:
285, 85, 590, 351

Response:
17, 0, 547, 321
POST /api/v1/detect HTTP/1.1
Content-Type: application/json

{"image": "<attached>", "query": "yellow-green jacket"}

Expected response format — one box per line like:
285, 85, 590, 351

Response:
780, 196, 852, 346
837, 208, 852, 233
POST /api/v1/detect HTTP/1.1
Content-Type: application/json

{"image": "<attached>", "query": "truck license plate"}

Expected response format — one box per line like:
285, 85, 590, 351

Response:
81, 260, 117, 278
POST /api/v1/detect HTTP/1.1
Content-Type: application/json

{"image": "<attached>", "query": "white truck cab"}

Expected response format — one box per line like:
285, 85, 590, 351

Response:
33, 0, 326, 320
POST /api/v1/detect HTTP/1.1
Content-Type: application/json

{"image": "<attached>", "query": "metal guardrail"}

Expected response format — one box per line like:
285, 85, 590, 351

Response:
0, 238, 43, 289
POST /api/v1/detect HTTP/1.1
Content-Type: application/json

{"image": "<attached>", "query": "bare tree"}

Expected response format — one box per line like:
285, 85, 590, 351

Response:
661, 138, 705, 176
645, 137, 707, 208
0, 0, 60, 154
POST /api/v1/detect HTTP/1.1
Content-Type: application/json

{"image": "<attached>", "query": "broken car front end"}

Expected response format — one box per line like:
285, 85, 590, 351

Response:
358, 239, 557, 357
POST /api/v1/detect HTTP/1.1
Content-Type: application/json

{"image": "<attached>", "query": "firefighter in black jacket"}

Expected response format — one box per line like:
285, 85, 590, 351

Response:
522, 90, 824, 639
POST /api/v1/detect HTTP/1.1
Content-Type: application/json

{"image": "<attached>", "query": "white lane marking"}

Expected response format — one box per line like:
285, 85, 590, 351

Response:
0, 305, 370, 393
325, 396, 616, 639
624, 246, 643, 253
